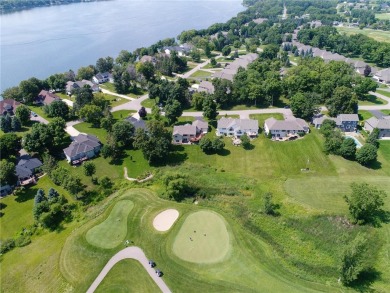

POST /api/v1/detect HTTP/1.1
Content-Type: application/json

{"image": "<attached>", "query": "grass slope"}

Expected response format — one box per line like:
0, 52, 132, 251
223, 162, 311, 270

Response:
86, 200, 134, 249
337, 26, 390, 43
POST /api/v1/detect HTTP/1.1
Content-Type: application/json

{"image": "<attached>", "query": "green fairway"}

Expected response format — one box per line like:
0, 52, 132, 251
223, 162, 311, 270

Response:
337, 26, 390, 43
86, 200, 134, 249
284, 176, 390, 213
172, 210, 231, 263
95, 259, 159, 293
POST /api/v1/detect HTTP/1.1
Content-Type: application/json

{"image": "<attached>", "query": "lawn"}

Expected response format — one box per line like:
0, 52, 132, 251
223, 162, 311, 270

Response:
189, 70, 212, 79
250, 113, 284, 129
141, 98, 157, 108
358, 94, 387, 105
86, 200, 134, 249
377, 89, 390, 98
376, 13, 390, 20
95, 259, 160, 293
358, 110, 373, 121
337, 26, 390, 43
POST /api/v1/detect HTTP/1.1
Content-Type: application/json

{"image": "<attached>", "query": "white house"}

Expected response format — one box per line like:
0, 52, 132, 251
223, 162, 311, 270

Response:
92, 72, 113, 84
264, 117, 309, 138
216, 117, 259, 138
63, 134, 101, 164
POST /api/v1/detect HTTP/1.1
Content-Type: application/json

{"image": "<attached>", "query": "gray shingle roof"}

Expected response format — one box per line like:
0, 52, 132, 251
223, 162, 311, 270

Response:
126, 116, 147, 131
339, 114, 359, 122
374, 68, 390, 83
63, 134, 101, 158
15, 157, 42, 179
192, 118, 208, 130
173, 124, 197, 136
217, 117, 258, 130
265, 117, 309, 131
365, 116, 390, 129
197, 81, 215, 94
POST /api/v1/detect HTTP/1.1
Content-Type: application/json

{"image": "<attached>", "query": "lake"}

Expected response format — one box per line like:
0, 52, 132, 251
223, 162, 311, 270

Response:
0, 0, 244, 93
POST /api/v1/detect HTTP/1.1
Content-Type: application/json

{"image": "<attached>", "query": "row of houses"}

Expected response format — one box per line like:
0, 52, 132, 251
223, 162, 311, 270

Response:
212, 53, 258, 81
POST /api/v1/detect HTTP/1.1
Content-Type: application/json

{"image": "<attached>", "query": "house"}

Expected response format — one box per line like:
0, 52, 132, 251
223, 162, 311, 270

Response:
163, 44, 193, 57
364, 116, 390, 138
92, 72, 113, 84
0, 99, 21, 116
15, 156, 43, 186
217, 117, 259, 138
373, 68, 390, 85
212, 53, 258, 81
196, 80, 215, 94
312, 114, 359, 132
172, 118, 208, 144
66, 80, 100, 95
36, 90, 60, 105
139, 55, 157, 64
63, 134, 101, 164
126, 116, 147, 131
264, 117, 309, 138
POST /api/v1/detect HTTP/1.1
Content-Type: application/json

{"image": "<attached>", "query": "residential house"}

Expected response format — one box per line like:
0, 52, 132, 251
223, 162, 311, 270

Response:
126, 116, 147, 131
264, 117, 309, 138
36, 90, 60, 105
217, 117, 259, 138
172, 118, 208, 144
0, 99, 21, 116
63, 134, 101, 164
312, 114, 359, 132
196, 80, 215, 94
92, 72, 113, 84
374, 68, 390, 85
163, 44, 193, 57
212, 53, 258, 81
364, 116, 390, 138
15, 156, 43, 186
66, 80, 100, 95
139, 55, 157, 64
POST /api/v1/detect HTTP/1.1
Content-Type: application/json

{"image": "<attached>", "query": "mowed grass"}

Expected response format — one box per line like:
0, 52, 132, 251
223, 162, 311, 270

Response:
86, 200, 134, 249
0, 175, 74, 240
376, 13, 390, 20
337, 26, 390, 43
189, 70, 212, 78
172, 210, 231, 263
95, 259, 159, 293
358, 94, 387, 105
377, 89, 390, 98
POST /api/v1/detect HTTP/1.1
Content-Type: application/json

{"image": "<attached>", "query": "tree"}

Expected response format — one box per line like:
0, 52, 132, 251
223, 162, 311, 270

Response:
151, 105, 161, 121
324, 130, 344, 155
202, 96, 218, 121
47, 188, 60, 202
363, 65, 371, 77
339, 138, 356, 160
96, 56, 114, 73
164, 100, 183, 125
240, 133, 251, 149
0, 160, 17, 186
339, 233, 370, 285
83, 161, 96, 178
138, 107, 147, 118
354, 77, 377, 100
344, 182, 386, 224
99, 176, 113, 190
290, 92, 318, 121
212, 137, 225, 152
1, 86, 23, 102
73, 87, 94, 111
44, 100, 69, 118
326, 86, 358, 117
222, 46, 231, 56
0, 133, 21, 158
46, 73, 66, 90
320, 119, 337, 138
264, 192, 276, 215
0, 114, 12, 133
78, 105, 103, 127
112, 120, 135, 147
34, 189, 46, 205
101, 111, 114, 132
19, 78, 41, 104
42, 154, 58, 175
76, 65, 95, 80
199, 137, 213, 153
23, 123, 50, 154
49, 166, 69, 186
190, 49, 201, 62
210, 57, 217, 67
11, 116, 21, 131
356, 143, 377, 166
136, 61, 155, 81
191, 92, 205, 110
47, 118, 69, 151
63, 175, 83, 198
15, 105, 31, 126
133, 121, 171, 164
366, 128, 379, 148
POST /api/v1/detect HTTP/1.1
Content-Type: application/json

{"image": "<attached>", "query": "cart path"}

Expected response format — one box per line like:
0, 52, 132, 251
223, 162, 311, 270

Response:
86, 246, 172, 293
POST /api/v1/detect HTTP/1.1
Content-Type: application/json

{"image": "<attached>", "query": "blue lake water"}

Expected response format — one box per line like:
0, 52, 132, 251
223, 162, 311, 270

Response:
0, 0, 244, 93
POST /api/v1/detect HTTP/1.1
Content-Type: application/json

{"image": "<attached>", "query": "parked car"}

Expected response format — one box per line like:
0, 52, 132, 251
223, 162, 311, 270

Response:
148, 260, 156, 268
31, 111, 38, 117
155, 269, 163, 277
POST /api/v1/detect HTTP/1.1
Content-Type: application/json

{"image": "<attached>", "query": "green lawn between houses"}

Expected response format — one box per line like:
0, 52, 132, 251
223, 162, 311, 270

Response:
1, 122, 390, 292
336, 26, 390, 44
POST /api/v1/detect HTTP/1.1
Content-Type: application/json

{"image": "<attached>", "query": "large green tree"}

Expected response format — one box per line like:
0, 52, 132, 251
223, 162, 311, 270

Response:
15, 105, 31, 126
202, 96, 218, 120
290, 92, 318, 121
111, 120, 135, 147
164, 100, 183, 125
78, 105, 103, 127
356, 143, 377, 166
326, 86, 358, 117
0, 160, 17, 185
0, 133, 21, 159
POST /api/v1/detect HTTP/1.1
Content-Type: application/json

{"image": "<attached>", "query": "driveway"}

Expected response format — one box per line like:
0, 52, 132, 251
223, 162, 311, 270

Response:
359, 91, 390, 110
101, 88, 134, 101
65, 120, 83, 137
31, 114, 49, 125
111, 94, 150, 113
86, 246, 172, 293
62, 98, 74, 107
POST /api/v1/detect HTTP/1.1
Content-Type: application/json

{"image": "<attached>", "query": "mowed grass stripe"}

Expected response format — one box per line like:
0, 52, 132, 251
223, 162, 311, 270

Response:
86, 200, 134, 249
172, 210, 231, 263
285, 176, 390, 213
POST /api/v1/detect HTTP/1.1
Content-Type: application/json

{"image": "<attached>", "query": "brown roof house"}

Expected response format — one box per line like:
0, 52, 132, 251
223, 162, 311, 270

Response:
264, 117, 309, 138
63, 134, 101, 164
172, 118, 208, 144
0, 99, 21, 116
36, 90, 61, 105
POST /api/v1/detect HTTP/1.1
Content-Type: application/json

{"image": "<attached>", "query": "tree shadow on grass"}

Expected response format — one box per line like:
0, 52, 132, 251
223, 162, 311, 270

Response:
243, 144, 255, 150
217, 148, 231, 156
365, 160, 382, 170
14, 187, 36, 203
349, 268, 381, 293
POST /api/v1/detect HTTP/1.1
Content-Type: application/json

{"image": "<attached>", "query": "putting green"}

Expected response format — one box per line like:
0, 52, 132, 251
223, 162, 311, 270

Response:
86, 200, 134, 249
172, 210, 231, 264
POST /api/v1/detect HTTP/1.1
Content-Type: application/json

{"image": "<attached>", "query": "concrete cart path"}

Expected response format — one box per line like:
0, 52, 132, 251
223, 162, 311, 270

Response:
86, 246, 172, 293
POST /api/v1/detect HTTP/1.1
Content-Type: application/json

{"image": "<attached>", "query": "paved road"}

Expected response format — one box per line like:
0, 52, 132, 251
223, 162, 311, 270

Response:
359, 91, 390, 110
182, 108, 294, 119
111, 94, 150, 113
177, 53, 222, 79
86, 246, 172, 293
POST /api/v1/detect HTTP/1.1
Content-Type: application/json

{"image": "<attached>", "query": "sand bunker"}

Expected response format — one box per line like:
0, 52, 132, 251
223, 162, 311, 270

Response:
153, 209, 179, 231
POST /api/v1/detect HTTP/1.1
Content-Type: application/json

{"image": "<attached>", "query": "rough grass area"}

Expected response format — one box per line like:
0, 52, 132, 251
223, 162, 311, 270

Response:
172, 210, 231, 263
95, 259, 159, 293
86, 200, 134, 249
337, 26, 390, 43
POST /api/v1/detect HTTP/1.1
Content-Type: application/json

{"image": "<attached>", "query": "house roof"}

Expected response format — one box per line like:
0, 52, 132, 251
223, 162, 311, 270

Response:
0, 99, 21, 115
339, 114, 359, 122
126, 116, 147, 130
265, 117, 309, 131
173, 124, 197, 136
192, 118, 208, 130
253, 18, 268, 24
197, 80, 215, 94
140, 55, 156, 63
37, 90, 60, 105
374, 68, 390, 83
312, 115, 339, 126
217, 117, 258, 130
365, 116, 390, 129
15, 157, 42, 179
63, 134, 101, 158
212, 53, 258, 81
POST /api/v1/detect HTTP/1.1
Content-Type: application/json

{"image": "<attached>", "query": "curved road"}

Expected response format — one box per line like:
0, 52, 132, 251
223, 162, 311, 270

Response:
86, 246, 172, 293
